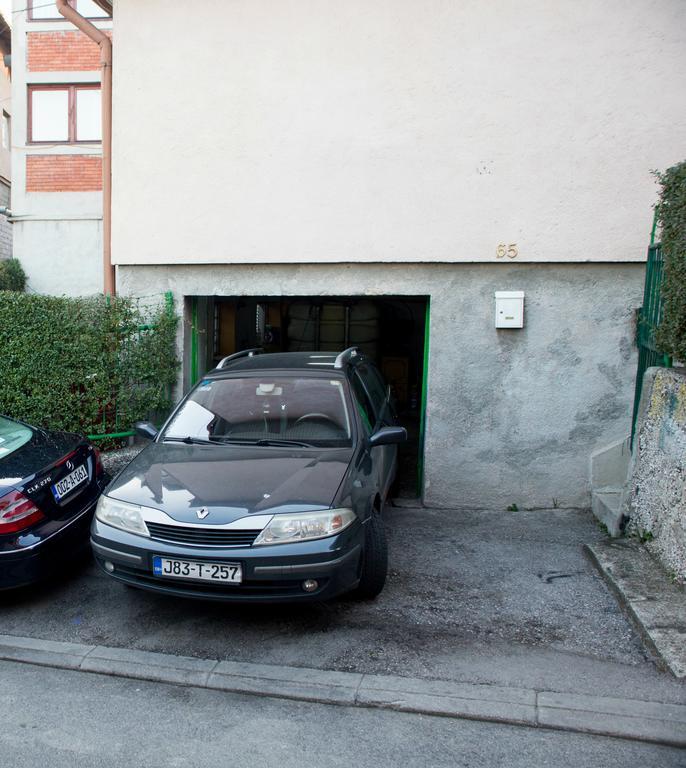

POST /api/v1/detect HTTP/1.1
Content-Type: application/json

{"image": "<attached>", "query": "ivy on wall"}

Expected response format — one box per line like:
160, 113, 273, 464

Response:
655, 160, 686, 362
0, 292, 178, 437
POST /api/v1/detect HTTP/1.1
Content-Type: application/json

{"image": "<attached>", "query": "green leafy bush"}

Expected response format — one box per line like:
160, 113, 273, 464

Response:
0, 292, 178, 437
655, 160, 686, 361
0, 259, 27, 292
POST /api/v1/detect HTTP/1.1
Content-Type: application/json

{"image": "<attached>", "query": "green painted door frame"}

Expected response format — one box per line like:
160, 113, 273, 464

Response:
190, 296, 199, 388
416, 298, 430, 498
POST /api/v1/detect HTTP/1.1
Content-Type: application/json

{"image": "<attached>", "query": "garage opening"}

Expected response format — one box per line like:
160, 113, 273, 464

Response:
186, 296, 430, 499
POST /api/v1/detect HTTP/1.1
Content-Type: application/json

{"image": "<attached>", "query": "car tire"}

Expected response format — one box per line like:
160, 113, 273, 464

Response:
353, 513, 388, 600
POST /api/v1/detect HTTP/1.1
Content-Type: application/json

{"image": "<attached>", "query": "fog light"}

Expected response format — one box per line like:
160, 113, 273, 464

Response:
104, 560, 115, 573
302, 579, 318, 592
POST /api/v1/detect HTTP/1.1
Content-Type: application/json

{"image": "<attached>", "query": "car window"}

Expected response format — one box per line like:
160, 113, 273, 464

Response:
164, 377, 352, 447
351, 373, 376, 434
356, 363, 388, 416
0, 417, 33, 460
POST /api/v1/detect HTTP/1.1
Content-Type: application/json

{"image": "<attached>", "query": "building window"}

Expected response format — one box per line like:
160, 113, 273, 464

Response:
29, 0, 110, 21
28, 85, 101, 143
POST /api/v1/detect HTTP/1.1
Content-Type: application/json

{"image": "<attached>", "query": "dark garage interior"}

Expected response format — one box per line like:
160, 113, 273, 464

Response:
187, 295, 430, 498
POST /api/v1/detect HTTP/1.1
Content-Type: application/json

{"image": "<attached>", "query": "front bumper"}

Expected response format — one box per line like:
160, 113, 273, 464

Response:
90, 517, 364, 603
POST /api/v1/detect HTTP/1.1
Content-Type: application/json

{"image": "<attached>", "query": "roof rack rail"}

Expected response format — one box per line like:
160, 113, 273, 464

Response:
334, 346, 360, 369
216, 348, 263, 369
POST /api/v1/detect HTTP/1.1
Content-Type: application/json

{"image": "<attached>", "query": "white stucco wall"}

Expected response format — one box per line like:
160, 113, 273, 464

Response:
112, 0, 686, 267
14, 218, 102, 294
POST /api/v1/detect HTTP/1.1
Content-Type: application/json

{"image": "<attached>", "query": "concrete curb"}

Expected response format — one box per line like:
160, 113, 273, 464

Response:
0, 633, 684, 747
585, 540, 686, 678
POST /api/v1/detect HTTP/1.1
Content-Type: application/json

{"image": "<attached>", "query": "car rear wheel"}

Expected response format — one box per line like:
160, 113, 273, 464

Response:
353, 513, 388, 600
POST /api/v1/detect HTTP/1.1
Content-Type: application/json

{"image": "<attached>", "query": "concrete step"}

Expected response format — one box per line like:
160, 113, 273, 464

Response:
590, 435, 630, 490
591, 488, 624, 537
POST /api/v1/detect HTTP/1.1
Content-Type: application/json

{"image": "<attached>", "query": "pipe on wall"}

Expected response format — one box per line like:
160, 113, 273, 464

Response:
56, 0, 114, 295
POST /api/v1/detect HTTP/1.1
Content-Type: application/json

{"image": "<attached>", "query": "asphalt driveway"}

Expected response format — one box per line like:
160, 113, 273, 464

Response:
2, 505, 684, 703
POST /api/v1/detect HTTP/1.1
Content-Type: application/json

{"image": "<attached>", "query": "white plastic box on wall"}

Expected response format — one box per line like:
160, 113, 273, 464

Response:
495, 291, 524, 328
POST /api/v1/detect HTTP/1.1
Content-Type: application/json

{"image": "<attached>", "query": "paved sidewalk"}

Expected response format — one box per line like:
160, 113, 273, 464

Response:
1, 633, 684, 747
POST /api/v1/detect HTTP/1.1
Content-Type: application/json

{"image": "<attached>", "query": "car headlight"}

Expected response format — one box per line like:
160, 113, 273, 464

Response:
253, 508, 356, 546
95, 495, 150, 536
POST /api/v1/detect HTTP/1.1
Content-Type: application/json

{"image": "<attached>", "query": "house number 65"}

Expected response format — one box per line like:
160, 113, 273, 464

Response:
496, 243, 518, 259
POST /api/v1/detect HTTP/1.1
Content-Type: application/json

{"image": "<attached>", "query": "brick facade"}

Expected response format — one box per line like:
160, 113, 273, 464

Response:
26, 155, 102, 191
27, 30, 112, 72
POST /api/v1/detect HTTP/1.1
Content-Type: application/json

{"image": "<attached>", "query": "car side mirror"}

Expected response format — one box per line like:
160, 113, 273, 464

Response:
134, 421, 158, 440
368, 426, 407, 448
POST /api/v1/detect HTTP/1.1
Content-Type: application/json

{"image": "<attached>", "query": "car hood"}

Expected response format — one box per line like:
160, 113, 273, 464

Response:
106, 442, 354, 524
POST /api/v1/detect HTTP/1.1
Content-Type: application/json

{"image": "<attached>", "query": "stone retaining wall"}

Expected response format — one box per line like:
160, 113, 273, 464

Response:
626, 367, 686, 583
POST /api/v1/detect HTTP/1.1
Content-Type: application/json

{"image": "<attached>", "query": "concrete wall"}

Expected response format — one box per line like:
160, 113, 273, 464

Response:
118, 262, 643, 510
626, 367, 686, 584
112, 0, 686, 268
13, 217, 102, 293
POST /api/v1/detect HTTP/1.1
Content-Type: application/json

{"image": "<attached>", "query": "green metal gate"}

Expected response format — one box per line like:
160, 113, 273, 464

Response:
630, 242, 671, 446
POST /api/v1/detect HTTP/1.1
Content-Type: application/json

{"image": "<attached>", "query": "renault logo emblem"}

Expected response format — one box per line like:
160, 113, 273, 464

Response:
66, 460, 74, 471
196, 508, 210, 520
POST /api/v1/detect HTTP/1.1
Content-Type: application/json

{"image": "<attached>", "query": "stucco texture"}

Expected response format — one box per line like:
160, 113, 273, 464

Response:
14, 218, 102, 295
118, 262, 643, 510
111, 0, 686, 268
626, 367, 686, 583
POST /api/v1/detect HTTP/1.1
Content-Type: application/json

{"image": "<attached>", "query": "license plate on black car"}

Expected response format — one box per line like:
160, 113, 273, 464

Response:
153, 556, 242, 583
51, 464, 88, 501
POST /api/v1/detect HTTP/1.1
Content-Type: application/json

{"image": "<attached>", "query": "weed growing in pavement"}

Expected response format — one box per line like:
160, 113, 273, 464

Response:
506, 503, 519, 512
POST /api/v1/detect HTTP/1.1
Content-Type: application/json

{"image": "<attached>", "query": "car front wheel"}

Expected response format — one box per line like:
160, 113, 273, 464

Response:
353, 513, 388, 600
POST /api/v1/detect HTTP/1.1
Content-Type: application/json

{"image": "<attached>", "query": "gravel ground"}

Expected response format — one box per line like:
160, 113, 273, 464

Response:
2, 504, 684, 703
100, 445, 143, 477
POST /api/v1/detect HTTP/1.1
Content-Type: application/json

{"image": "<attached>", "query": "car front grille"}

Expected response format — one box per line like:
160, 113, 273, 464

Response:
145, 522, 262, 548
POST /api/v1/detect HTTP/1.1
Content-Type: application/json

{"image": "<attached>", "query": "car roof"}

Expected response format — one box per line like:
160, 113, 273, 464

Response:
206, 350, 363, 376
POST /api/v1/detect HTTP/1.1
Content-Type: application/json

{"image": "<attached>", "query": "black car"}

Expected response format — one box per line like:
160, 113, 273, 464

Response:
91, 347, 406, 602
0, 415, 108, 589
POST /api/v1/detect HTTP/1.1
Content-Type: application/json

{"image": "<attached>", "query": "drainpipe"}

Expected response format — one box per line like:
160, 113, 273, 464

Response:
56, 0, 114, 295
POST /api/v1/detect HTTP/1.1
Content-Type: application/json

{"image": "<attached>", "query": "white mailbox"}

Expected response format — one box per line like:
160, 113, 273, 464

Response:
495, 291, 524, 329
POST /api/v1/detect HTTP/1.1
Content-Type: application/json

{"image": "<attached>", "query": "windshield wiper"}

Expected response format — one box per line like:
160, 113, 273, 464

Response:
171, 435, 313, 448
206, 436, 259, 444
254, 438, 314, 448
164, 436, 217, 445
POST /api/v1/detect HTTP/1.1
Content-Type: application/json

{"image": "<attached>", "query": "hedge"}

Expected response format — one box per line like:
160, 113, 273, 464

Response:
0, 292, 178, 438
655, 160, 686, 361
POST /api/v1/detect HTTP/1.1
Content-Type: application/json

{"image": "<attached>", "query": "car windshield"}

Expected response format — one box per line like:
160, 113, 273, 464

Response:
164, 376, 352, 447
0, 416, 33, 460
